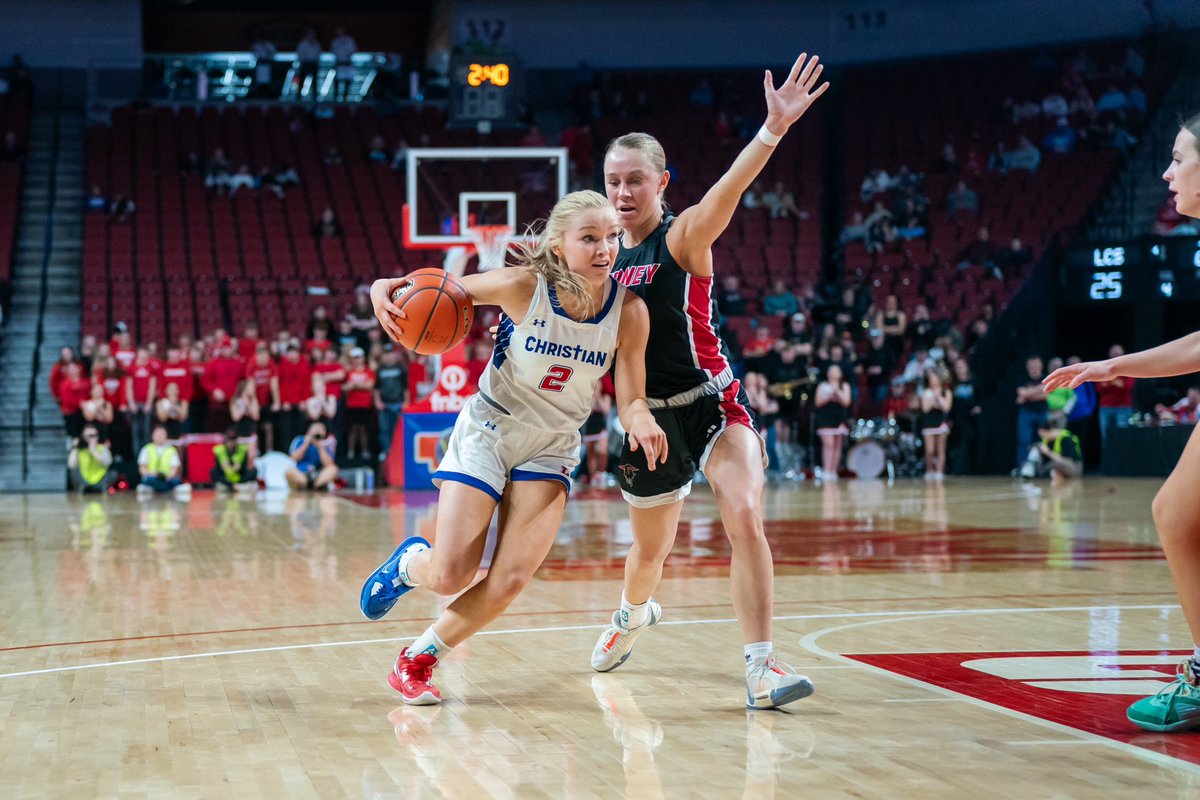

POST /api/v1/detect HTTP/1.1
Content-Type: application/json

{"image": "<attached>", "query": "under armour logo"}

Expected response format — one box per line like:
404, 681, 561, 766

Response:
532, 319, 547, 328
619, 464, 639, 483
561, 465, 570, 475
483, 421, 497, 431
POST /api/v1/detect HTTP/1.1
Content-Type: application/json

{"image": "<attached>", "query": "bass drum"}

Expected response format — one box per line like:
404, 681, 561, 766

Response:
847, 440, 887, 479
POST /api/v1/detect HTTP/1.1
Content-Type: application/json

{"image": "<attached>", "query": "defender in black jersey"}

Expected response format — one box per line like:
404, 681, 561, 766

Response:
591, 53, 830, 710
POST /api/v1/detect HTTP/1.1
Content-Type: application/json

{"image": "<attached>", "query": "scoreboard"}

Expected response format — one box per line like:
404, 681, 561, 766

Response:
448, 53, 522, 127
1062, 238, 1200, 304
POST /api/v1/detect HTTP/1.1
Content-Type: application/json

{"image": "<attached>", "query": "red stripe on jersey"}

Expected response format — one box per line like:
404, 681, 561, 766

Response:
719, 380, 753, 428
684, 274, 729, 378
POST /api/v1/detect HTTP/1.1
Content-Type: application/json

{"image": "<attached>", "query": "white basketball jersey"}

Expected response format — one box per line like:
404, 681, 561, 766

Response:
480, 273, 626, 433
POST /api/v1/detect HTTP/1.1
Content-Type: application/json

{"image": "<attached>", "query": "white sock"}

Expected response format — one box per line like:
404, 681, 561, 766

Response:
1191, 645, 1200, 665
397, 543, 429, 588
745, 641, 773, 666
409, 627, 451, 660
620, 593, 650, 629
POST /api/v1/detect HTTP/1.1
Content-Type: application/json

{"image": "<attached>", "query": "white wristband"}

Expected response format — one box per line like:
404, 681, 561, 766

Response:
757, 125, 782, 147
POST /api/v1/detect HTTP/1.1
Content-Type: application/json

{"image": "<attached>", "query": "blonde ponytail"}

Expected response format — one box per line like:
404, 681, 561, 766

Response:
512, 190, 613, 318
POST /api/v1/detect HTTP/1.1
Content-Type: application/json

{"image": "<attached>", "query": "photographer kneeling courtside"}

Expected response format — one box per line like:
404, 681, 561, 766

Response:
212, 427, 258, 494
286, 421, 339, 491
68, 423, 115, 493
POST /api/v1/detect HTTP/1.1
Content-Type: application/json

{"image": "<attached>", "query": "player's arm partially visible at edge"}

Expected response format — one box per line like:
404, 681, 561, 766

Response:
369, 268, 537, 343
667, 53, 829, 273
614, 295, 668, 470
1045, 331, 1200, 391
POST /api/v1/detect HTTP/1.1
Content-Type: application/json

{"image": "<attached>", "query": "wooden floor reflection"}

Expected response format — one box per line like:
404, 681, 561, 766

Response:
1, 477, 1198, 798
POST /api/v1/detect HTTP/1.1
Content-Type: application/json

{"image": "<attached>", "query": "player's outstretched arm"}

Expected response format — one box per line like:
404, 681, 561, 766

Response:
668, 52, 829, 269
614, 295, 668, 470
1044, 331, 1200, 391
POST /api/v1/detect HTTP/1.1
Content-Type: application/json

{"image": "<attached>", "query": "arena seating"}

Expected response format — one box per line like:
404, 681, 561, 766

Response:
83, 103, 532, 342
79, 42, 1170, 346
0, 88, 30, 301
591, 70, 827, 308
81, 73, 826, 343
839, 41, 1173, 328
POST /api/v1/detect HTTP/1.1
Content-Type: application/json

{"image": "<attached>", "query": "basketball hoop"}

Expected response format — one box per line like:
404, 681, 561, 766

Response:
466, 224, 514, 272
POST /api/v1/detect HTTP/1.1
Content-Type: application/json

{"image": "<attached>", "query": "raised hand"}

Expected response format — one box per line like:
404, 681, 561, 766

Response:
370, 277, 410, 344
764, 53, 830, 135
1043, 359, 1116, 391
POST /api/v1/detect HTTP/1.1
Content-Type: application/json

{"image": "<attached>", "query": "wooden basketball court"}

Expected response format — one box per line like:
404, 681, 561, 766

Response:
1, 477, 1195, 797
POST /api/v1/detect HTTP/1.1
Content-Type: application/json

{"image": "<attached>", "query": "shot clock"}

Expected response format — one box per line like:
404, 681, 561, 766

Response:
449, 53, 522, 126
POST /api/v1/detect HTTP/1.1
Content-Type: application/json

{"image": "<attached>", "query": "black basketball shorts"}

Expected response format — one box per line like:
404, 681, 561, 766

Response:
617, 379, 765, 508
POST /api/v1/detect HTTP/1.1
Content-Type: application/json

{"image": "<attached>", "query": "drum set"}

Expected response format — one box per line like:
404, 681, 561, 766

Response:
845, 417, 924, 480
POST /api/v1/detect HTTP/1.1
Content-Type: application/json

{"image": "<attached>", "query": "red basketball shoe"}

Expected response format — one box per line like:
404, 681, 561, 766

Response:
387, 647, 442, 705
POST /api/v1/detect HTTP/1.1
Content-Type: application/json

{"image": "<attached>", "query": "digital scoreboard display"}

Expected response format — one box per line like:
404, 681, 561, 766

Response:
1063, 238, 1200, 303
449, 54, 521, 126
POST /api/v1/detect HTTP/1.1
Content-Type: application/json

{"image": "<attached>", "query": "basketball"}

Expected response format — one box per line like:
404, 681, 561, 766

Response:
388, 268, 474, 355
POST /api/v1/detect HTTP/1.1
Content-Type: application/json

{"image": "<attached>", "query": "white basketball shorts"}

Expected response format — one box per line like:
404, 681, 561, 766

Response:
432, 393, 579, 501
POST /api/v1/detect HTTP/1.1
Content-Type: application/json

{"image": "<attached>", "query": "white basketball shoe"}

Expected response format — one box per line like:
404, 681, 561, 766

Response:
745, 655, 814, 710
591, 599, 662, 672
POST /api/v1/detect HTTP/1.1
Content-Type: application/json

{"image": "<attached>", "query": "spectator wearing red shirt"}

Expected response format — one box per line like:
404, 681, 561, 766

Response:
202, 344, 245, 432
48, 346, 80, 407
276, 344, 313, 448
58, 362, 92, 438
204, 328, 234, 360
342, 347, 376, 459
1095, 343, 1135, 446
312, 347, 346, 400
93, 355, 125, 408
237, 322, 262, 363
305, 327, 334, 359
244, 344, 280, 451
111, 329, 136, 370
158, 348, 194, 404
465, 338, 492, 388
125, 347, 159, 453
188, 342, 209, 434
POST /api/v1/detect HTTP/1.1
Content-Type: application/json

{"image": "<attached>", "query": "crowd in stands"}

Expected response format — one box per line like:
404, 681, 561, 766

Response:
57, 289, 411, 495
712, 276, 986, 479
714, 269, 1200, 482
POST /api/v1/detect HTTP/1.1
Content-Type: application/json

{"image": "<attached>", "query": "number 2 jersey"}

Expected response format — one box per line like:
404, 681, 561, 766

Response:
481, 273, 627, 433
610, 214, 734, 401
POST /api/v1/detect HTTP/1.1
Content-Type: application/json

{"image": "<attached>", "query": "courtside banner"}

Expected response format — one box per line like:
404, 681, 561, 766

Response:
401, 412, 459, 490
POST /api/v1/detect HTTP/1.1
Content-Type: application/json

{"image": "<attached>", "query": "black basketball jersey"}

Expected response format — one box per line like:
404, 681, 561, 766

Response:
611, 215, 733, 400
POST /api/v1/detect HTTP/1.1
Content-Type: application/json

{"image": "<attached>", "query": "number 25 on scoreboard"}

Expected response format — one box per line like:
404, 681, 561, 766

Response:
1089, 271, 1123, 301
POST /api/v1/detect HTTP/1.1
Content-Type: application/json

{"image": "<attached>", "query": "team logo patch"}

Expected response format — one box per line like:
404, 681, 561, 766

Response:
619, 464, 639, 484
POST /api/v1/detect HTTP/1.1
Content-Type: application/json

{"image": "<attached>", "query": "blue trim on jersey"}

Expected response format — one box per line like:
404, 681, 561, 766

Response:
491, 315, 515, 369
546, 280, 619, 325
432, 470, 502, 501
510, 468, 572, 492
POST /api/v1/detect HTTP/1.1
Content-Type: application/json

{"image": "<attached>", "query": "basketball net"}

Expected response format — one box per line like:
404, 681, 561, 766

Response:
466, 224, 514, 272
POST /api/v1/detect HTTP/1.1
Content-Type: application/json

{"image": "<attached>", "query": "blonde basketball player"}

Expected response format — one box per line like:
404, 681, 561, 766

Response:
361, 190, 668, 705
1044, 112, 1200, 731
593, 53, 828, 709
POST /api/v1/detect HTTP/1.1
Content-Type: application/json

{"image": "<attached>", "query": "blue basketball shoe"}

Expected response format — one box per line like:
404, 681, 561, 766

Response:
360, 536, 431, 620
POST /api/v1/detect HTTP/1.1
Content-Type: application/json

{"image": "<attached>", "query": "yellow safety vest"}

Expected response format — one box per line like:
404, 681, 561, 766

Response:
78, 446, 110, 485
141, 444, 176, 475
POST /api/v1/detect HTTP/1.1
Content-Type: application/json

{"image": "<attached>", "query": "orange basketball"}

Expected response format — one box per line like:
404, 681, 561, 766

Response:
388, 268, 474, 355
